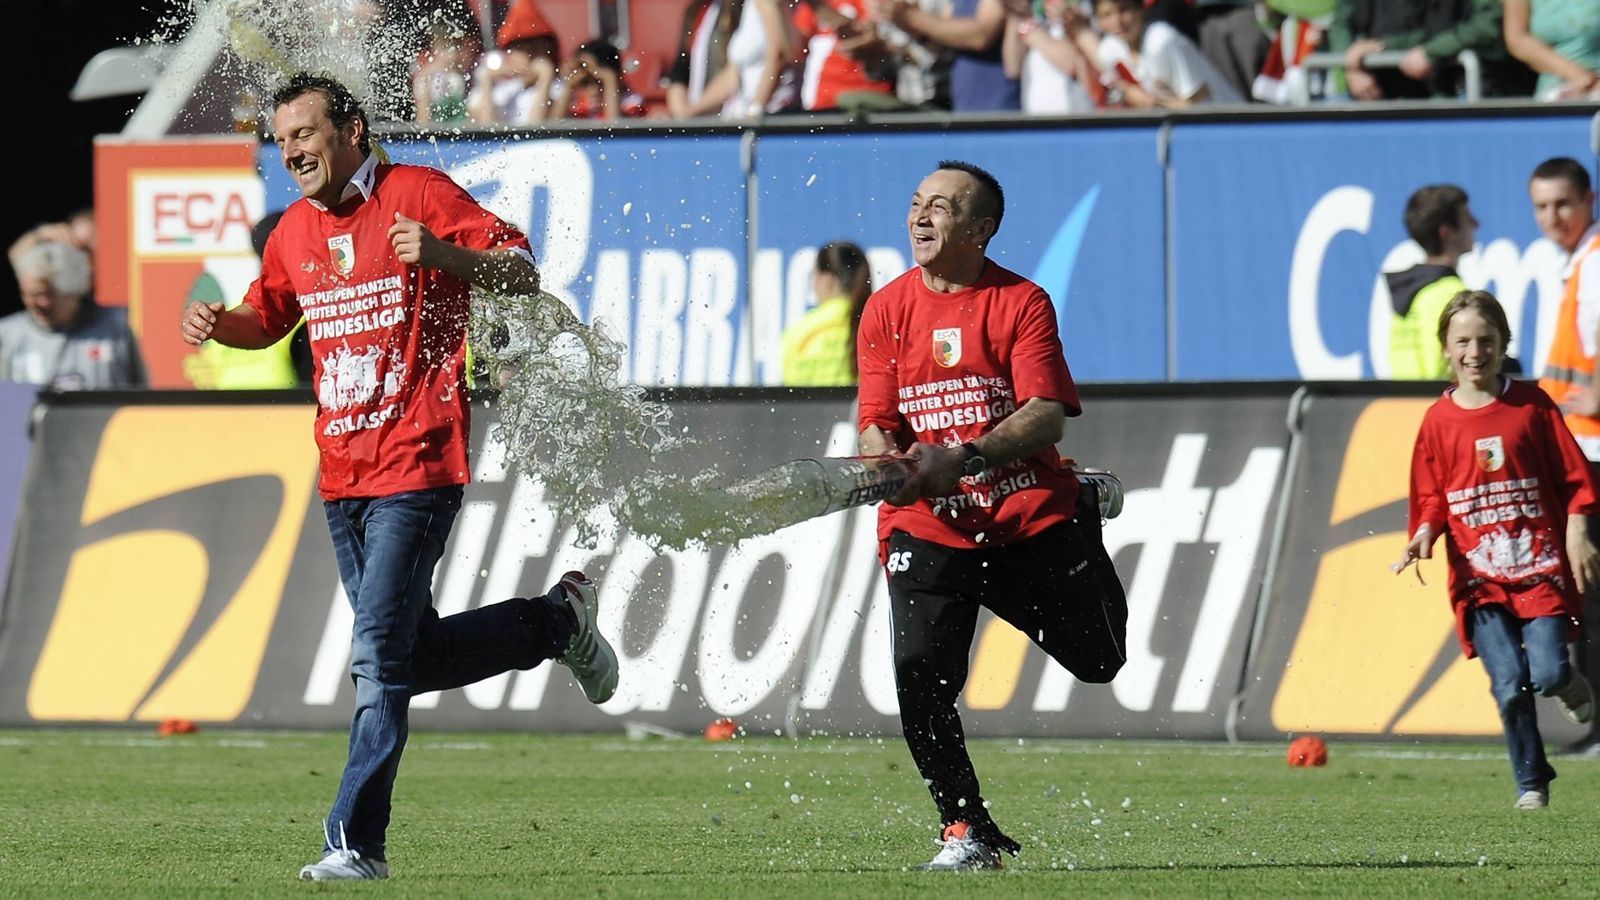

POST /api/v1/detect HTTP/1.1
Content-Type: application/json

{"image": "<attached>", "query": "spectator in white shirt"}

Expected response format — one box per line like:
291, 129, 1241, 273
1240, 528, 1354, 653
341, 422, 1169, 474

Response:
1092, 0, 1244, 107
469, 34, 560, 126
1003, 0, 1100, 113
672, 0, 800, 118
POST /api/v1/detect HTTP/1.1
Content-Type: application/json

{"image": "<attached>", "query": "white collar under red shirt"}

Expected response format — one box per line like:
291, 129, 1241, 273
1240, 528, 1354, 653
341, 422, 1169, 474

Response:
1443, 374, 1513, 402
307, 153, 378, 211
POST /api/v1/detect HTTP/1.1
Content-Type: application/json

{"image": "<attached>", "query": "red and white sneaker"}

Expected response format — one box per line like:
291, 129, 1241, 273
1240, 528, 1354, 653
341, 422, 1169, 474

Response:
555, 571, 619, 704
915, 821, 1003, 871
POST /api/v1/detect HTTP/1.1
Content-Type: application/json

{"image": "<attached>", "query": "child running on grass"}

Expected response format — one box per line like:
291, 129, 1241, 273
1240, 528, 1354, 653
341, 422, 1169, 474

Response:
1394, 289, 1600, 809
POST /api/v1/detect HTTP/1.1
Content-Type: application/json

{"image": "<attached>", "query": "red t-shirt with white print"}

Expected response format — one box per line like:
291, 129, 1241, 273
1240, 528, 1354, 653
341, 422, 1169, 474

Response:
1408, 377, 1600, 657
857, 260, 1083, 551
245, 162, 532, 500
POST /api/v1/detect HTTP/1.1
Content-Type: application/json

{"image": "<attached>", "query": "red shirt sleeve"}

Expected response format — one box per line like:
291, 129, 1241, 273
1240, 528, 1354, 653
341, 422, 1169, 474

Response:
1010, 287, 1082, 416
242, 226, 303, 341
420, 169, 533, 256
856, 292, 902, 439
1542, 393, 1600, 515
1408, 414, 1448, 543
793, 1, 818, 38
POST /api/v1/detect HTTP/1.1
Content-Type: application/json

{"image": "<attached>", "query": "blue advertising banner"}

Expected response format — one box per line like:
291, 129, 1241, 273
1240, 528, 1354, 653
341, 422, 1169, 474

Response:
1169, 115, 1594, 380
261, 128, 1166, 384
751, 129, 1167, 383
253, 112, 1596, 385
262, 135, 750, 385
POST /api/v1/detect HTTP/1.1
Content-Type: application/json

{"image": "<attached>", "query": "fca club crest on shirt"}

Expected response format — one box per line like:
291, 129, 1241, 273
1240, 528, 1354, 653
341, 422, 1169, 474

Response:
328, 233, 355, 278
932, 327, 962, 368
1475, 435, 1505, 472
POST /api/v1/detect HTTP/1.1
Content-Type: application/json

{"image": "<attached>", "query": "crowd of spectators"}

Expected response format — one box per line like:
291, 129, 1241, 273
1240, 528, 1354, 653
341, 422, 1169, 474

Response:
402, 0, 649, 125
392, 0, 1600, 125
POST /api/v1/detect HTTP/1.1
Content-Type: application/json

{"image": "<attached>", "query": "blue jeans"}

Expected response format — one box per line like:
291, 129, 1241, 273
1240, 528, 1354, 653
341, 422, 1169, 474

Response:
321, 486, 574, 859
1471, 605, 1571, 794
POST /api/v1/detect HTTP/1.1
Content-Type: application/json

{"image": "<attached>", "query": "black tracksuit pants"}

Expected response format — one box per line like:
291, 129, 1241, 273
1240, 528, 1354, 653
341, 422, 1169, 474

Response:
884, 488, 1127, 854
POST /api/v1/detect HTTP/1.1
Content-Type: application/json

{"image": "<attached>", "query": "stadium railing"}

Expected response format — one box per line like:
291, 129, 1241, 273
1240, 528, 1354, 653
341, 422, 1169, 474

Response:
1290, 49, 1482, 106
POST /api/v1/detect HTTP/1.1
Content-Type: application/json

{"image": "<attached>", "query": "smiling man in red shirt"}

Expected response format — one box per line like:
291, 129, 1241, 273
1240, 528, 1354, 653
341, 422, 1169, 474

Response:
857, 159, 1128, 870
181, 74, 618, 881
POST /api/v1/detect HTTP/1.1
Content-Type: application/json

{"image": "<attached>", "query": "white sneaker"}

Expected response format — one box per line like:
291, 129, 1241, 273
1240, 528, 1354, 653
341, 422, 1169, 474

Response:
556, 571, 619, 704
915, 822, 1003, 871
1556, 673, 1594, 725
298, 849, 388, 881
1514, 790, 1548, 810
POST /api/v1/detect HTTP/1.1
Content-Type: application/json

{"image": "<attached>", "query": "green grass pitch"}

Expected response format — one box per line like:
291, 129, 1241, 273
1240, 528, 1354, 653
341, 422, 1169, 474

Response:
2, 730, 1597, 897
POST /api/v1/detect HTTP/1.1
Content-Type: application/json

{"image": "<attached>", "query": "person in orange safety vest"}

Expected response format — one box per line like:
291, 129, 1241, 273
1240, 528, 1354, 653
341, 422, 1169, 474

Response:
1532, 155, 1600, 756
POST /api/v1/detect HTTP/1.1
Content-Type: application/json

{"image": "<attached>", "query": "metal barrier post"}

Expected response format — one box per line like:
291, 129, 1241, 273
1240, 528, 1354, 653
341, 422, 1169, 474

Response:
1460, 49, 1481, 102
1292, 48, 1483, 106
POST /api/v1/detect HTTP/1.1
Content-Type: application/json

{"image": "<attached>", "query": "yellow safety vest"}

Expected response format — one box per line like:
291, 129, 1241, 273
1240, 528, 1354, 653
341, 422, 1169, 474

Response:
182, 272, 301, 389
1389, 275, 1464, 380
781, 296, 856, 387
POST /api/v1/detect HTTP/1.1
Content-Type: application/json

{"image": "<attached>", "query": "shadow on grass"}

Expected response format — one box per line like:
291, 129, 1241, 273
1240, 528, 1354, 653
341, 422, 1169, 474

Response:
612, 860, 1491, 877
1061, 860, 1487, 873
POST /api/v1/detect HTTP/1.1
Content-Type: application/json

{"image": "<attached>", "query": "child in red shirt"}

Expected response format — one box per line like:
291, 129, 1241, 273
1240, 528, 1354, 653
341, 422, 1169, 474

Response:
1395, 290, 1600, 809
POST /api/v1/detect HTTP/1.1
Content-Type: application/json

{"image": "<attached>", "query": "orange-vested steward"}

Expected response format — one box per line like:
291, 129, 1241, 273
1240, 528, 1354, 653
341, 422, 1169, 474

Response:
1538, 232, 1600, 444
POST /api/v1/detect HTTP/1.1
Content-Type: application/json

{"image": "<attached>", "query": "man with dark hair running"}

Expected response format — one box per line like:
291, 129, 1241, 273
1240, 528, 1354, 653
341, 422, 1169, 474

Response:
857, 159, 1128, 870
181, 73, 619, 881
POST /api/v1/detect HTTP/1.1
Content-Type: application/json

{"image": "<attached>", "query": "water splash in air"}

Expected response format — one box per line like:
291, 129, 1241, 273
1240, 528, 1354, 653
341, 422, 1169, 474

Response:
470, 290, 912, 551
156, 0, 459, 123
469, 288, 684, 549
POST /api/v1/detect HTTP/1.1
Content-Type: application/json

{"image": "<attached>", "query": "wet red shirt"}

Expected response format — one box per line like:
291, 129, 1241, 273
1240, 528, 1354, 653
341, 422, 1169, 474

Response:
857, 261, 1082, 551
1408, 378, 1600, 657
245, 162, 532, 500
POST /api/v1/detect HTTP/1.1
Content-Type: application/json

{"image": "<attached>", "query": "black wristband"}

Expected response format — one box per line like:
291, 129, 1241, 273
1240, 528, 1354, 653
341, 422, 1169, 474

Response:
961, 442, 987, 476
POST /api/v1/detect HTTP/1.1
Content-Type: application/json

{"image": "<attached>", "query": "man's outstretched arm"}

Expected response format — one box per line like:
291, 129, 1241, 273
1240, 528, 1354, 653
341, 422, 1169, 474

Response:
182, 302, 280, 349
